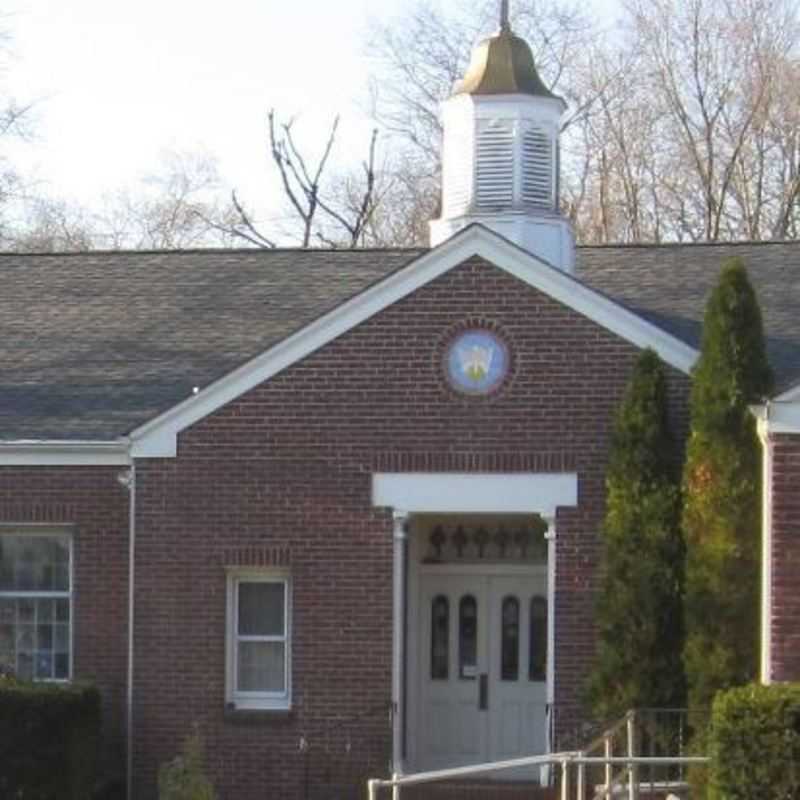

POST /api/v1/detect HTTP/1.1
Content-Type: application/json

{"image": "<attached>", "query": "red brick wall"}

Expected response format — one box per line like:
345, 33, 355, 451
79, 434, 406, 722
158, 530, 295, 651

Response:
0, 466, 129, 784
768, 434, 800, 682
132, 256, 690, 799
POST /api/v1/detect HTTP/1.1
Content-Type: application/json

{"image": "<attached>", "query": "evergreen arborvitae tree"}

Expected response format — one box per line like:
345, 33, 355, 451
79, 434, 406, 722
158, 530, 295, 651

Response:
683, 257, 773, 722
588, 348, 685, 721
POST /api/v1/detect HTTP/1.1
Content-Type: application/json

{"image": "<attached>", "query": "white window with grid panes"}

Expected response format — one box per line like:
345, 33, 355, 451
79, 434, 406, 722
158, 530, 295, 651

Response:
0, 530, 72, 682
226, 572, 291, 710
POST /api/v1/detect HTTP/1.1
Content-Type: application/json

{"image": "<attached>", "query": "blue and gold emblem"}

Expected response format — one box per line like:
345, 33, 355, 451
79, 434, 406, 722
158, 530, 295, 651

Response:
446, 329, 509, 395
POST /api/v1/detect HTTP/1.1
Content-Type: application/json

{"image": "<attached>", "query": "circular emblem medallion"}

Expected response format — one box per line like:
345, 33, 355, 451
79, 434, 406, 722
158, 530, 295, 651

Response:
446, 329, 510, 395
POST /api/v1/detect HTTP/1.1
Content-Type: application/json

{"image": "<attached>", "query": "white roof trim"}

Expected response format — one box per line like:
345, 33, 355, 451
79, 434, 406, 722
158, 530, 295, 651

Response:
775, 381, 800, 402
751, 400, 800, 436
372, 472, 578, 516
130, 224, 699, 458
0, 440, 131, 466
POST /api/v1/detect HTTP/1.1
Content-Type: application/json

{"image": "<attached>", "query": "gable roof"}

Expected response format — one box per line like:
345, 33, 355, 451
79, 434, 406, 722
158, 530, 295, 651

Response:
1, 229, 798, 449
128, 226, 697, 457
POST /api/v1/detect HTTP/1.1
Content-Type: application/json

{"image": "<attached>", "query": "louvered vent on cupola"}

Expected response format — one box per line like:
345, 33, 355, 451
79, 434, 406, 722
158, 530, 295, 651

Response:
521, 127, 553, 209
475, 122, 514, 209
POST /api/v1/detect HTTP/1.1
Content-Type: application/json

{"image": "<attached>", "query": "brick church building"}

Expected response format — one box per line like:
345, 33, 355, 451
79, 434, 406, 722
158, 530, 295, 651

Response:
1, 9, 798, 800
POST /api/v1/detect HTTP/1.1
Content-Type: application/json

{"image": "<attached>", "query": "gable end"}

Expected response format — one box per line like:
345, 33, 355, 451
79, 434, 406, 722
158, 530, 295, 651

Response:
126, 226, 698, 458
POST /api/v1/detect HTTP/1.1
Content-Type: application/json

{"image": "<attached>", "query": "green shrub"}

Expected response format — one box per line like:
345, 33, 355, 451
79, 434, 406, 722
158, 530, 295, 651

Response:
708, 683, 800, 800
0, 681, 102, 799
588, 349, 684, 719
158, 732, 216, 800
683, 258, 773, 717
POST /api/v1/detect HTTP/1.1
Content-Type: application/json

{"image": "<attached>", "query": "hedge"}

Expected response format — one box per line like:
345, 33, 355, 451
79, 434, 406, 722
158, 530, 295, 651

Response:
0, 680, 102, 799
708, 682, 800, 800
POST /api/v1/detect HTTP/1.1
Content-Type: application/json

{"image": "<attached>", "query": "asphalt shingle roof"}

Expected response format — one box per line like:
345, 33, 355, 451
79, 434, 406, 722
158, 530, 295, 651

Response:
0, 249, 422, 440
1, 240, 798, 440
578, 241, 800, 393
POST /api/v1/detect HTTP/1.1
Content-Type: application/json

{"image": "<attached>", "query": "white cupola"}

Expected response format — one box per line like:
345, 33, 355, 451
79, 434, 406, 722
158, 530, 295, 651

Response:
429, 5, 575, 273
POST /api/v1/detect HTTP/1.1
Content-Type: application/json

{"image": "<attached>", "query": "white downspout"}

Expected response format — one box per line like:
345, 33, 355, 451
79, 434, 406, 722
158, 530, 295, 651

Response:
391, 510, 409, 795
118, 464, 137, 799
758, 410, 774, 684
544, 517, 556, 785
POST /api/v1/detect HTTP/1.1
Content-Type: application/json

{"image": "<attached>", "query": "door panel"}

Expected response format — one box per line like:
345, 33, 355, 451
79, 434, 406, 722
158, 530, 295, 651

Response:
418, 575, 488, 771
427, 700, 450, 755
416, 571, 548, 775
488, 576, 548, 769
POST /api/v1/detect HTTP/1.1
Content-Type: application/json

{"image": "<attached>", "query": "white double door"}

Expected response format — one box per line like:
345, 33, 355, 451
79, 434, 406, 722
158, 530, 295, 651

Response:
416, 571, 548, 774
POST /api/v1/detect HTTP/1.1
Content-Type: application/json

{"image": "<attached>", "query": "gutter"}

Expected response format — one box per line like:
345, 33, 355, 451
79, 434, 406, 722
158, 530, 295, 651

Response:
0, 440, 131, 466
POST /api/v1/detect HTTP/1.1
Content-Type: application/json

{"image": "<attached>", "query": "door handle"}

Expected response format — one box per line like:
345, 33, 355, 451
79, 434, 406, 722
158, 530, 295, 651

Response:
479, 673, 488, 711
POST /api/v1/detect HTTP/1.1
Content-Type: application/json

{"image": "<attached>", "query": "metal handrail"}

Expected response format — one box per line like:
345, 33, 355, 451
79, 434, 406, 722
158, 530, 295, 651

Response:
582, 710, 634, 756
569, 757, 706, 766
369, 751, 579, 790
366, 708, 708, 800
366, 754, 707, 799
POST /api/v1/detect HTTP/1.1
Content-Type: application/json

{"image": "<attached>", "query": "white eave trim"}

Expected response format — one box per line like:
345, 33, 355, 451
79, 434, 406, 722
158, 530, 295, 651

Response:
372, 472, 578, 516
751, 400, 800, 436
775, 381, 800, 402
129, 224, 700, 458
0, 440, 131, 466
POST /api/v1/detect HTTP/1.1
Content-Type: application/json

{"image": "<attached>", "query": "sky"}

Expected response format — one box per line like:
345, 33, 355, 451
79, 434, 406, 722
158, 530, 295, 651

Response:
0, 0, 622, 229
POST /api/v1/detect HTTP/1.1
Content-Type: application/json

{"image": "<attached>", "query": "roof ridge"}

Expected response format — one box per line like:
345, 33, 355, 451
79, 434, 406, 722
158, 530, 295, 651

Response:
578, 239, 800, 251
0, 240, 796, 257
0, 246, 428, 258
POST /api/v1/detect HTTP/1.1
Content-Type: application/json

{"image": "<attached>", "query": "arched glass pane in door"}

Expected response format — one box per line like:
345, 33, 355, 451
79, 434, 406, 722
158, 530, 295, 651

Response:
459, 595, 477, 680
529, 596, 548, 682
501, 596, 520, 681
431, 595, 449, 680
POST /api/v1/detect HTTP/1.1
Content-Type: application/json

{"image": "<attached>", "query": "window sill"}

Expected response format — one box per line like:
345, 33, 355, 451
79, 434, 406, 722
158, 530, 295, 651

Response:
224, 704, 295, 725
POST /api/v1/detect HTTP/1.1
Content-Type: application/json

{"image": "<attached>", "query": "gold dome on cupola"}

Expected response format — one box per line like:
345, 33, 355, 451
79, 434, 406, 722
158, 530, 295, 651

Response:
452, 0, 561, 102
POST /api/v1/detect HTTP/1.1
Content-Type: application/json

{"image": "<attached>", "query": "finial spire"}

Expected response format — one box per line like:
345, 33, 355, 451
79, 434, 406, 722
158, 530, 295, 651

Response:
500, 0, 511, 32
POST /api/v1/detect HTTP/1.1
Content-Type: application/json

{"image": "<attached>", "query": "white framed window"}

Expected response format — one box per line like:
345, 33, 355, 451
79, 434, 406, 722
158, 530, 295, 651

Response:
226, 571, 291, 710
0, 529, 72, 682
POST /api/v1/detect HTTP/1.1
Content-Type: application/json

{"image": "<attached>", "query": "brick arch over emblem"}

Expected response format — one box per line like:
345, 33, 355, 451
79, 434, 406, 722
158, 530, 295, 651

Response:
433, 317, 519, 402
